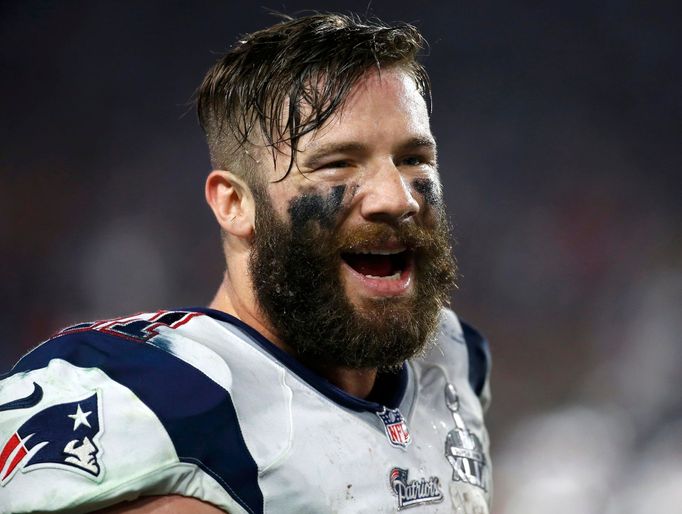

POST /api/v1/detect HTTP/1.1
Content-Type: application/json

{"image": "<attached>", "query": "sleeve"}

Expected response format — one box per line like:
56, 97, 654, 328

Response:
0, 328, 262, 514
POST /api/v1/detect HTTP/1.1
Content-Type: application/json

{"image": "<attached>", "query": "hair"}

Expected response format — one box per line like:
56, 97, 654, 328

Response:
196, 12, 430, 186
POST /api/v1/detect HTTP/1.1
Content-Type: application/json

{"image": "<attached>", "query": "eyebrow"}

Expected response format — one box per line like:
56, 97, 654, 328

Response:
404, 137, 438, 159
300, 137, 437, 169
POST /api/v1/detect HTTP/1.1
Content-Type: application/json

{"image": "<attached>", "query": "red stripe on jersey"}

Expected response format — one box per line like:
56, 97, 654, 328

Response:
0, 433, 20, 473
2, 442, 27, 481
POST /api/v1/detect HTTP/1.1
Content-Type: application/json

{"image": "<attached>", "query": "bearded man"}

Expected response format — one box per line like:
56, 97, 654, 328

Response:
0, 13, 491, 514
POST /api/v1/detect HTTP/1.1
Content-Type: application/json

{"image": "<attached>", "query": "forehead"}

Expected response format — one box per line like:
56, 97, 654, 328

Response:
311, 67, 429, 143
261, 67, 432, 179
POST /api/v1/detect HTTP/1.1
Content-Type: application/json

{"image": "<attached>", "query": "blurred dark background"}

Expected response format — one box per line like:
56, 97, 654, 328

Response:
2, 1, 681, 511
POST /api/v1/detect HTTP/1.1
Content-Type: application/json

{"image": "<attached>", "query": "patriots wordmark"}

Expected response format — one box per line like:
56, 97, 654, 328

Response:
389, 467, 443, 510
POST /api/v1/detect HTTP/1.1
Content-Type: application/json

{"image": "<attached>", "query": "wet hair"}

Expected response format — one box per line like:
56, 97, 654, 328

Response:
196, 12, 430, 185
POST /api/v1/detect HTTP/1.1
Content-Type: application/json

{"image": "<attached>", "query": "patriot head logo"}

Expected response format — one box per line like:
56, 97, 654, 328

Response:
0, 391, 104, 485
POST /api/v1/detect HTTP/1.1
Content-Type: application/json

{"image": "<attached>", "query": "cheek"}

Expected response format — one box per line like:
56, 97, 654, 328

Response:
412, 178, 442, 208
287, 184, 349, 230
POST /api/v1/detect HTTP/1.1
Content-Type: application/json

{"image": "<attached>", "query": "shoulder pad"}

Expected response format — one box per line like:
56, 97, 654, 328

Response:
1, 310, 263, 514
460, 321, 491, 398
429, 309, 492, 399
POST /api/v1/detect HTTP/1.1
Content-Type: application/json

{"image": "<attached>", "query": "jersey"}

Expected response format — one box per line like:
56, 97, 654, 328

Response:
0, 307, 491, 513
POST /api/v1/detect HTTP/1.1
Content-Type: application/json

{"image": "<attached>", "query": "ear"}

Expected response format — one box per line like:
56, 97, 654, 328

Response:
205, 170, 255, 239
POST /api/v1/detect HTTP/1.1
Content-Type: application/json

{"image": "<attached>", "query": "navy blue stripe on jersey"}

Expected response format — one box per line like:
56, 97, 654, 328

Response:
184, 307, 408, 413
460, 321, 490, 397
10, 331, 263, 514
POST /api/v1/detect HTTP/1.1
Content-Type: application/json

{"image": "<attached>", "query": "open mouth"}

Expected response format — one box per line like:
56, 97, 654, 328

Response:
341, 248, 412, 280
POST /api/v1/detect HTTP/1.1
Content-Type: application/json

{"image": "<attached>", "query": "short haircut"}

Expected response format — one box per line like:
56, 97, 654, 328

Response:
196, 12, 430, 186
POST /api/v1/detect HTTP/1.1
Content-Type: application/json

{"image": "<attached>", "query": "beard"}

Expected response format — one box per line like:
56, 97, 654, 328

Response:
248, 185, 457, 372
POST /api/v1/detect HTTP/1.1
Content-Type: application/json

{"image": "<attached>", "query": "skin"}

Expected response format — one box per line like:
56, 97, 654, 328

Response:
105, 67, 440, 513
207, 66, 440, 396
287, 184, 348, 230
96, 495, 223, 513
411, 177, 442, 209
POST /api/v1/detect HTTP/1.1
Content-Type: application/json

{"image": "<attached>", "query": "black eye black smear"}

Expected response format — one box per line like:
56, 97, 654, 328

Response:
288, 184, 347, 230
412, 178, 440, 208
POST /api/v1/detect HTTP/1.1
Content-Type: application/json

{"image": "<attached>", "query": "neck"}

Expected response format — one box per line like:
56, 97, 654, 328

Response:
209, 276, 379, 399
308, 365, 378, 399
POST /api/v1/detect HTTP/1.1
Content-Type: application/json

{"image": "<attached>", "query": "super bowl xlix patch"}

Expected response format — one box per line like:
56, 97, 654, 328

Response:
443, 384, 488, 491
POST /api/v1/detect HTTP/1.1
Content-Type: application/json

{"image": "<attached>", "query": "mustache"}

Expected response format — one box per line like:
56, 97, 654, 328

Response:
333, 222, 446, 252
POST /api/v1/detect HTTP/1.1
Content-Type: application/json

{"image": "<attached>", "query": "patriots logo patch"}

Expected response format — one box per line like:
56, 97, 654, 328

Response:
389, 467, 443, 510
0, 391, 104, 485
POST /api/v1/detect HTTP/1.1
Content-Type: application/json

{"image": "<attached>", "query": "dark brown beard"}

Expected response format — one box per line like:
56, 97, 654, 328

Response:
248, 185, 457, 371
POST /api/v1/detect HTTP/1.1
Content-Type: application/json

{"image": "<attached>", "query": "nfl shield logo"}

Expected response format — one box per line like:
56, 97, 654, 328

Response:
376, 407, 411, 449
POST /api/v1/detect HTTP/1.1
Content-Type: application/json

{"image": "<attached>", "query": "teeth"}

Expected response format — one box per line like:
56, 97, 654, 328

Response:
364, 271, 402, 280
353, 249, 404, 255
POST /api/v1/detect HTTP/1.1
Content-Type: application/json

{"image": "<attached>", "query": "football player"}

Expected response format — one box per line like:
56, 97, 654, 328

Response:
0, 13, 491, 513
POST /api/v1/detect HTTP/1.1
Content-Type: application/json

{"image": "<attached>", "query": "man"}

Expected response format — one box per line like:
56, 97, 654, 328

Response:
0, 13, 491, 513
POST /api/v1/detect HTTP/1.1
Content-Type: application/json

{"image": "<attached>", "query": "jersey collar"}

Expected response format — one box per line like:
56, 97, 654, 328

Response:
183, 307, 409, 413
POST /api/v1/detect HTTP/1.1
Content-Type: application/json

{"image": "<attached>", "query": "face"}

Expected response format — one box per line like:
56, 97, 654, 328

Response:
248, 68, 457, 370
63, 436, 99, 474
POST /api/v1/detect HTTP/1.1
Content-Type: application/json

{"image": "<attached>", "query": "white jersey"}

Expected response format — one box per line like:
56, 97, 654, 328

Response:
0, 307, 491, 513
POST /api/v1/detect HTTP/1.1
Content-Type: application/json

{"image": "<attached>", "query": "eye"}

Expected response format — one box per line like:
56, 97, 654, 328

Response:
403, 156, 423, 166
318, 160, 350, 170
399, 155, 434, 167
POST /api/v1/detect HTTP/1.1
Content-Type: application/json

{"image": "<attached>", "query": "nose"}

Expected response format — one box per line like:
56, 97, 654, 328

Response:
359, 162, 420, 223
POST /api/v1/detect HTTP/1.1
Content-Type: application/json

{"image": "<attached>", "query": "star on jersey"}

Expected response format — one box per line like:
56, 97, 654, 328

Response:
68, 404, 93, 430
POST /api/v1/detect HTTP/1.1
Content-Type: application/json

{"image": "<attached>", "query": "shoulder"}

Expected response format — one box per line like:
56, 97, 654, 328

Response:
422, 308, 492, 402
10, 309, 234, 392
457, 315, 491, 399
0, 310, 261, 514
